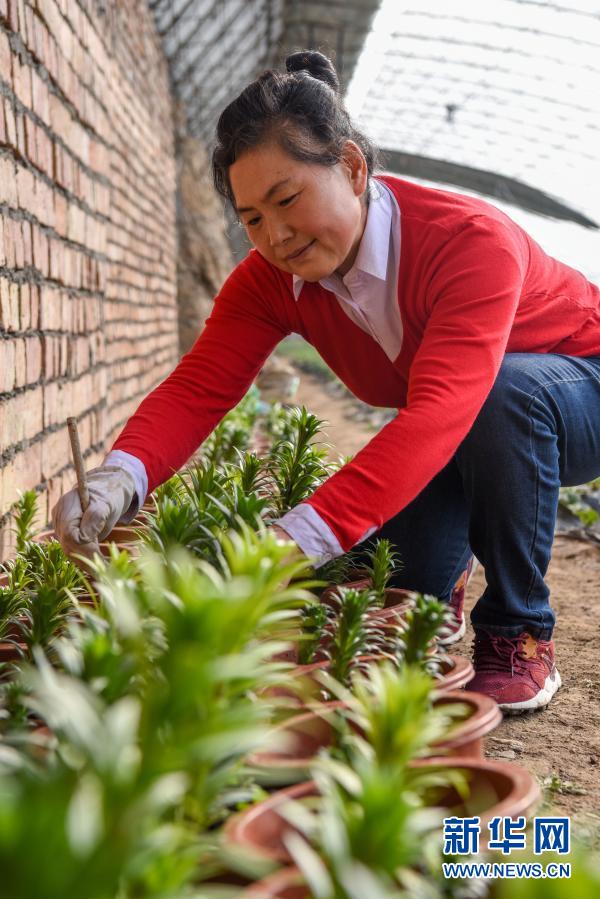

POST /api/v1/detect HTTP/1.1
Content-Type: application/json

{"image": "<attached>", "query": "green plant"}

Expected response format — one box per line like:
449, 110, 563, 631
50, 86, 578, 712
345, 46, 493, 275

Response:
281, 667, 470, 898
0, 657, 201, 899
325, 587, 390, 686
12, 490, 38, 554
314, 550, 361, 591
20, 540, 87, 597
346, 663, 468, 768
0, 528, 317, 895
1, 541, 87, 660
298, 601, 331, 666
0, 558, 30, 644
141, 461, 230, 566
559, 479, 600, 527
268, 407, 332, 515
17, 583, 77, 656
363, 538, 401, 606
395, 593, 451, 678
144, 458, 274, 571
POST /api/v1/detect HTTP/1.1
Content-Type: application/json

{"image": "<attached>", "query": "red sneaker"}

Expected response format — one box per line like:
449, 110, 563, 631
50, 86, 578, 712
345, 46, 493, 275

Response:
439, 556, 476, 646
467, 630, 561, 713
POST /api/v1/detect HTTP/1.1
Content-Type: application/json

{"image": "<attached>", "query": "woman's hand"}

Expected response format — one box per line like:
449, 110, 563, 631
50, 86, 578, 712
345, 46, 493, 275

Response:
52, 466, 136, 563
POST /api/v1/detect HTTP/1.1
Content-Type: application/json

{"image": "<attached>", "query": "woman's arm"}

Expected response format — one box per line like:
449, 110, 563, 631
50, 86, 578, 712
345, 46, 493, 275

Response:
110, 252, 292, 497
297, 215, 528, 553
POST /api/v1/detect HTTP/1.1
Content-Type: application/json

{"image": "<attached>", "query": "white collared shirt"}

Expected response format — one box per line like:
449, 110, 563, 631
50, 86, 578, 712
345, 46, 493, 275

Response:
105, 180, 403, 567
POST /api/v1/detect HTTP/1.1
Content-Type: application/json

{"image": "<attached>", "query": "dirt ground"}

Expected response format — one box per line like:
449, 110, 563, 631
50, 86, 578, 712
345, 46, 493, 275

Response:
293, 370, 600, 841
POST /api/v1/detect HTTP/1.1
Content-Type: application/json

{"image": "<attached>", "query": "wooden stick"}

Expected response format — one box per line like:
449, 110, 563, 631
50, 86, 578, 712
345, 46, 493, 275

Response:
67, 417, 90, 512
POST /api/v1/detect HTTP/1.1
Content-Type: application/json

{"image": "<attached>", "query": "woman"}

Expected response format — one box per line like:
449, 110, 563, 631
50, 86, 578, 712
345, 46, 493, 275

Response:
53, 51, 600, 714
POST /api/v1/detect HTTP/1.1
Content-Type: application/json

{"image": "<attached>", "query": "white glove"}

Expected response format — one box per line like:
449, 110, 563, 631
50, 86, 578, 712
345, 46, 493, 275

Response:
52, 466, 136, 560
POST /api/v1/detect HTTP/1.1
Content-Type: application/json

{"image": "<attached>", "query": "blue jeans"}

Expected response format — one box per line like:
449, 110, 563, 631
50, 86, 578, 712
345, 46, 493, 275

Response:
357, 353, 600, 640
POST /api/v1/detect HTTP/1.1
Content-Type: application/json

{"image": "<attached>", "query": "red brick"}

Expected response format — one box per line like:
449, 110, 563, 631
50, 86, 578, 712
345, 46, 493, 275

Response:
29, 283, 40, 329
31, 222, 43, 271
6, 0, 19, 32
12, 57, 32, 109
21, 218, 32, 266
31, 69, 50, 123
16, 163, 35, 212
18, 281, 29, 329
23, 5, 37, 57
25, 335, 42, 384
2, 218, 15, 268
0, 157, 13, 206
14, 336, 26, 387
15, 110, 26, 156
62, 150, 73, 192
24, 114, 37, 166
47, 34, 58, 81
0, 279, 10, 331
34, 17, 46, 65
0, 389, 43, 447
39, 283, 60, 330
42, 333, 59, 379
0, 30, 11, 89
0, 443, 43, 512
54, 190, 67, 236
36, 126, 52, 176
13, 218, 24, 270
3, 98, 16, 152
53, 143, 63, 185
48, 236, 61, 281
39, 228, 49, 277
0, 340, 15, 392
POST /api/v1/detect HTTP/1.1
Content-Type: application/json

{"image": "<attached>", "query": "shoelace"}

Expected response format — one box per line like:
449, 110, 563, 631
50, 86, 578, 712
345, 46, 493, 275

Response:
472, 633, 533, 676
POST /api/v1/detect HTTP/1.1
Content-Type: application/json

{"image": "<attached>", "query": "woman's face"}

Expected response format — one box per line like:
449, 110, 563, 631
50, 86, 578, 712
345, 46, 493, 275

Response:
229, 139, 368, 280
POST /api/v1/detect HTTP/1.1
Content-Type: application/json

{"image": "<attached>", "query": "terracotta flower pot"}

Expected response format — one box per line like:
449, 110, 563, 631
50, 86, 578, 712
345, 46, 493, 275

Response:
320, 581, 412, 618
429, 690, 502, 758
320, 578, 371, 607
226, 756, 540, 865
239, 867, 306, 898
0, 641, 24, 663
369, 587, 413, 624
285, 652, 474, 694
102, 525, 146, 543
225, 781, 315, 865
248, 690, 501, 782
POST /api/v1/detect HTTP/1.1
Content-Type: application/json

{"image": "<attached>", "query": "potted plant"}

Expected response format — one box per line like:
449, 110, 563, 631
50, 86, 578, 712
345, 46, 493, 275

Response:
247, 665, 501, 783
228, 657, 537, 888
394, 592, 474, 691
267, 408, 333, 516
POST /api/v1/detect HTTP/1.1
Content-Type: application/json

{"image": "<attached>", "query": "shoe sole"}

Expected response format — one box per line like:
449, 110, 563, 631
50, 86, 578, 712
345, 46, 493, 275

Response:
499, 669, 562, 714
439, 614, 466, 646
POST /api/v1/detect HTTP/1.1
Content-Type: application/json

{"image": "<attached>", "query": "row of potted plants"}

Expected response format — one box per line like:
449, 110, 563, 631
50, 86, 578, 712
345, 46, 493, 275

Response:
0, 391, 569, 896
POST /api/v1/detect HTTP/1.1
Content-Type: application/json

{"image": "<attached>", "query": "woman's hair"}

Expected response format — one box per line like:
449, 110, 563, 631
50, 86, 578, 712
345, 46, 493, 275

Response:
212, 50, 378, 207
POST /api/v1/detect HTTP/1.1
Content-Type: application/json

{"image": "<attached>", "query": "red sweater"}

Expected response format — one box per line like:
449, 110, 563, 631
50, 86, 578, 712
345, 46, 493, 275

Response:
112, 176, 600, 551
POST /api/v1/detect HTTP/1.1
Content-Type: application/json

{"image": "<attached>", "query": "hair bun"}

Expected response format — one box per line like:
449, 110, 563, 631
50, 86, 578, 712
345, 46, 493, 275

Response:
285, 50, 339, 93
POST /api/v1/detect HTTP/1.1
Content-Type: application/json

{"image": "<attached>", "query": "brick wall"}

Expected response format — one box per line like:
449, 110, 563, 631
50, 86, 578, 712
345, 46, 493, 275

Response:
0, 0, 179, 556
